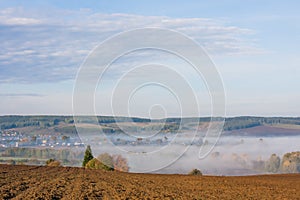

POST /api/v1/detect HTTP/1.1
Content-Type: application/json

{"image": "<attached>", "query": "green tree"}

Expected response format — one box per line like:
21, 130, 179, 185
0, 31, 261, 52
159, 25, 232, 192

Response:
82, 145, 94, 167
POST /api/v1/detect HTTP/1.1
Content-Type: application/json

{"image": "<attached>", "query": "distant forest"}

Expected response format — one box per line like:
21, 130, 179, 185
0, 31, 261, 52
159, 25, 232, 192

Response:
0, 115, 300, 131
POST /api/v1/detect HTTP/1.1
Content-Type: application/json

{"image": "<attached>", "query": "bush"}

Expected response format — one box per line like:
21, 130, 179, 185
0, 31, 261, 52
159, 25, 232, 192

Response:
85, 158, 114, 171
188, 168, 202, 176
46, 158, 61, 167
113, 155, 129, 172
8, 160, 16, 165
85, 153, 129, 172
97, 153, 114, 171
85, 158, 102, 169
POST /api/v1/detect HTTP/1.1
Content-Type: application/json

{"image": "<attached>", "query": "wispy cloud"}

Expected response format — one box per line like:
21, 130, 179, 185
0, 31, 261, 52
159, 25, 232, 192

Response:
0, 7, 263, 84
0, 7, 42, 25
0, 93, 44, 97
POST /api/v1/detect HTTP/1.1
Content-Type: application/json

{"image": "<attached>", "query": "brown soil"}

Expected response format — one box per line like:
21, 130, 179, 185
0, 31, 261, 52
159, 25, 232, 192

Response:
0, 164, 299, 200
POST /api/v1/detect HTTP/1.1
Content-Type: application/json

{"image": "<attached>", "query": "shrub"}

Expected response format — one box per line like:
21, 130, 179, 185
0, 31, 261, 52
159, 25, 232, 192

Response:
8, 160, 16, 165
188, 168, 202, 176
85, 158, 102, 169
113, 155, 129, 172
85, 153, 129, 172
85, 158, 114, 171
46, 158, 61, 167
97, 153, 114, 171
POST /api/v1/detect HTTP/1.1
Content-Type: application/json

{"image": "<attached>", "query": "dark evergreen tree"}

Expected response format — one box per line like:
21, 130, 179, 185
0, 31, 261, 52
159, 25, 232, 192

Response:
82, 145, 94, 167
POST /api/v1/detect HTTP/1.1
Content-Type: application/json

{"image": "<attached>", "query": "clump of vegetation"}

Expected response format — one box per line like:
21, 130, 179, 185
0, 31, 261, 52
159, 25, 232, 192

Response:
251, 152, 300, 174
113, 154, 129, 172
8, 160, 16, 165
82, 145, 94, 167
188, 168, 202, 176
281, 151, 300, 173
2, 147, 84, 162
85, 158, 110, 170
265, 154, 280, 173
46, 158, 61, 167
97, 153, 114, 171
85, 152, 129, 172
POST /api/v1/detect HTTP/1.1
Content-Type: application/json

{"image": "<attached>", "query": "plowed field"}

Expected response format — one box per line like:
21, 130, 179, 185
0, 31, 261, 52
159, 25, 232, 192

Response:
0, 164, 299, 199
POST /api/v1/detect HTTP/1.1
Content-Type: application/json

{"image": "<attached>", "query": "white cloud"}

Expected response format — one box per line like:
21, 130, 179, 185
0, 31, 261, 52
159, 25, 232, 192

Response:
0, 8, 42, 25
0, 93, 44, 97
0, 17, 41, 25
0, 7, 263, 84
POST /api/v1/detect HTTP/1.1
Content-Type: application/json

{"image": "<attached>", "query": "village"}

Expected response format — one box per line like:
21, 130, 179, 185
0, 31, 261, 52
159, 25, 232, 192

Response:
0, 130, 84, 148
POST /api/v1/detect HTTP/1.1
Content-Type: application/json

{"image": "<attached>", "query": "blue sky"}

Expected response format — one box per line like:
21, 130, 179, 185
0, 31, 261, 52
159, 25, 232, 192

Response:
0, 0, 299, 116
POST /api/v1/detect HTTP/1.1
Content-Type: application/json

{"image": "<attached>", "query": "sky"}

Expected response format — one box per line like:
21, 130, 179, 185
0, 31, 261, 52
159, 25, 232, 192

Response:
0, 0, 299, 117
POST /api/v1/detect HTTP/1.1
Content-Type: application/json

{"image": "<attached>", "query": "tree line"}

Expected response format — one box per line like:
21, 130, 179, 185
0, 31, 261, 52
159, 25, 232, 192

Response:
253, 151, 300, 173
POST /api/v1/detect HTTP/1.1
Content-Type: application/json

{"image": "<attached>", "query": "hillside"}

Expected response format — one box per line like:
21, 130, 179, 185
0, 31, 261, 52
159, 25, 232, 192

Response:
0, 164, 299, 199
1, 115, 300, 136
223, 124, 300, 137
